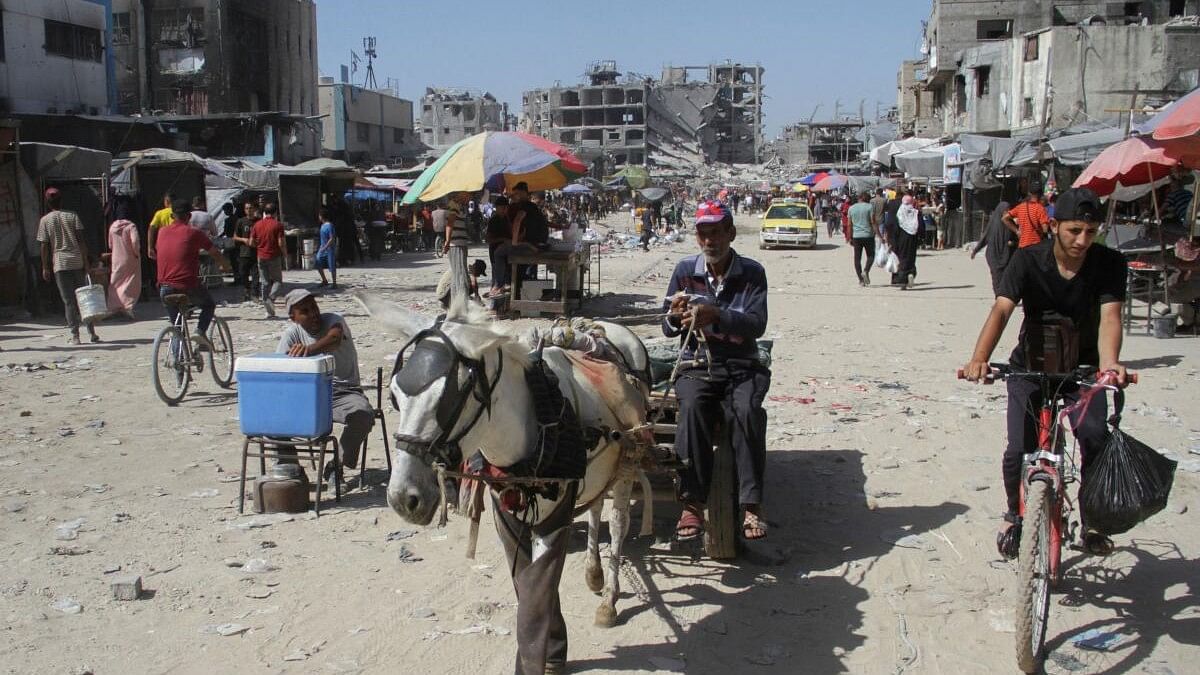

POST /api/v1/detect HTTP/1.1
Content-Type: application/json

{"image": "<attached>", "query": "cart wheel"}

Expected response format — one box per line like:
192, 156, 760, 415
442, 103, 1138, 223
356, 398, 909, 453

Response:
704, 431, 739, 560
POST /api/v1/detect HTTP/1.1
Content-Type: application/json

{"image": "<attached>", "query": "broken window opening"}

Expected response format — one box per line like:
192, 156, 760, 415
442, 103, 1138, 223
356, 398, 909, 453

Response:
44, 19, 103, 62
112, 12, 132, 46
976, 19, 1013, 40
1022, 97, 1035, 121
976, 66, 991, 97
357, 122, 370, 142
150, 8, 205, 48
1024, 35, 1039, 62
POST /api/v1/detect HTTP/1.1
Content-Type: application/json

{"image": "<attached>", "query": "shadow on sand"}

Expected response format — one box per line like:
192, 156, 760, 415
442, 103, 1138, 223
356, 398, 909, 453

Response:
569, 448, 968, 673
1041, 539, 1200, 674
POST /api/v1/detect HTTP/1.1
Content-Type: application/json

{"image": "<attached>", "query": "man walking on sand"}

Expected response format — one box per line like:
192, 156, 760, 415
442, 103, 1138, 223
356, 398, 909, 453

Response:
848, 192, 876, 286
38, 188, 100, 345
250, 202, 286, 318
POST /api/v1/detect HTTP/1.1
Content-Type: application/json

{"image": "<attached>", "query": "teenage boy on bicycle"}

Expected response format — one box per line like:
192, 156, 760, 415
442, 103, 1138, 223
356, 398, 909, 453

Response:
962, 187, 1130, 558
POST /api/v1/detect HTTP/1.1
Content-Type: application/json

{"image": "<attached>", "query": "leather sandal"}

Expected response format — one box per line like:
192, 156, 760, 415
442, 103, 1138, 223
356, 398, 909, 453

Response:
674, 505, 705, 542
742, 509, 768, 540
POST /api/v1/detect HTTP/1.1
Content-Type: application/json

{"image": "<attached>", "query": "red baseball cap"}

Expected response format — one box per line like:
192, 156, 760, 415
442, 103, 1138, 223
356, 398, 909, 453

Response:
694, 200, 731, 225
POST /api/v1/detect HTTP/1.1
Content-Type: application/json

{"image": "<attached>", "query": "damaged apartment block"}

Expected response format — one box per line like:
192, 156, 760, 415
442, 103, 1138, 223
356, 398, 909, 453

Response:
522, 60, 764, 170
417, 88, 508, 153
111, 0, 318, 120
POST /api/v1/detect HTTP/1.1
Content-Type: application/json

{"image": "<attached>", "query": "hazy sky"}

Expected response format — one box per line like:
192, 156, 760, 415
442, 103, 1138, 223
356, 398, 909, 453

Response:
315, 0, 930, 137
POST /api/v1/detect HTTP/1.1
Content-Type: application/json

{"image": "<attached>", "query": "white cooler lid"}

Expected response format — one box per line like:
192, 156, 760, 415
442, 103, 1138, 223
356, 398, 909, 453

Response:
235, 353, 335, 374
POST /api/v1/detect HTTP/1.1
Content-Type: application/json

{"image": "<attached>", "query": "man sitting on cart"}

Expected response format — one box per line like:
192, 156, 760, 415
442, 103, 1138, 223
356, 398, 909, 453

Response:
662, 200, 771, 541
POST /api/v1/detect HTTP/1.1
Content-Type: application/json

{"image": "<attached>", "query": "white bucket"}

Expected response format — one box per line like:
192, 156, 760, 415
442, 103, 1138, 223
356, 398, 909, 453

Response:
75, 283, 108, 322
302, 239, 317, 256
301, 254, 317, 270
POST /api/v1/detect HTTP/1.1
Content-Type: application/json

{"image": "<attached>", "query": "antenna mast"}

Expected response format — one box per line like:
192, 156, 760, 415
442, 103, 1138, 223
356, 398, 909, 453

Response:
362, 37, 378, 89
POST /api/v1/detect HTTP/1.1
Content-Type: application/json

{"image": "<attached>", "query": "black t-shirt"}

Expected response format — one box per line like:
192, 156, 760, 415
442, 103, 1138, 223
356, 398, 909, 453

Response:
486, 213, 510, 242
235, 216, 257, 258
997, 240, 1127, 368
513, 202, 549, 245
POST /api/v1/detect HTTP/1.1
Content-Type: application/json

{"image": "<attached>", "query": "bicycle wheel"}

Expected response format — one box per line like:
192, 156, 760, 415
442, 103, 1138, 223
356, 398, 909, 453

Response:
1015, 479, 1053, 674
206, 317, 235, 389
152, 325, 191, 405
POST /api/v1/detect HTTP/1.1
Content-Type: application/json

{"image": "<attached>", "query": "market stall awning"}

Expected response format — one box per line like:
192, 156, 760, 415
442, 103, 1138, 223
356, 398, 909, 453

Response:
1045, 127, 1126, 167
869, 137, 940, 167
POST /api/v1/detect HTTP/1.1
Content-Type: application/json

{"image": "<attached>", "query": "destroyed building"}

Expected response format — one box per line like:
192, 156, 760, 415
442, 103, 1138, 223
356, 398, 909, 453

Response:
521, 60, 764, 170
109, 0, 319, 156
318, 78, 417, 167
909, 0, 1200, 138
417, 88, 507, 152
769, 120, 866, 171
0, 0, 114, 115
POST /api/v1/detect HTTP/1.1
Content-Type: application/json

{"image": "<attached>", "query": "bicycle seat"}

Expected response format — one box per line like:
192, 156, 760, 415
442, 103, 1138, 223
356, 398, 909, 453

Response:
163, 293, 191, 308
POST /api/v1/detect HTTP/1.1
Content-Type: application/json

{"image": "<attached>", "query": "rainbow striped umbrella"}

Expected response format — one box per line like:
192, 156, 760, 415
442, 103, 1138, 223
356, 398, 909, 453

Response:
401, 131, 587, 204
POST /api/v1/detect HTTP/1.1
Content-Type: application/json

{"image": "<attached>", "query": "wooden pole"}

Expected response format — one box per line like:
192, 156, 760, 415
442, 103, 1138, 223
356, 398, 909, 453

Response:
1147, 161, 1170, 311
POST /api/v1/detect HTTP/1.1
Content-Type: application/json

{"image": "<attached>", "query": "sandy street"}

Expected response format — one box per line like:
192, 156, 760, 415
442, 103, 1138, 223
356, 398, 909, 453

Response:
1, 213, 1197, 675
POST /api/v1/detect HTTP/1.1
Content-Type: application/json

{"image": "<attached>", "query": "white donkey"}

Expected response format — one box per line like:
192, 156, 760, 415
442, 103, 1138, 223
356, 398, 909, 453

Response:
358, 294, 653, 646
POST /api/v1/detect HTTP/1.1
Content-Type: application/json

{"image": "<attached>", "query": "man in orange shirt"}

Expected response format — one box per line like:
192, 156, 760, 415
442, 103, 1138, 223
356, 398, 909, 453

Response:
1002, 184, 1050, 248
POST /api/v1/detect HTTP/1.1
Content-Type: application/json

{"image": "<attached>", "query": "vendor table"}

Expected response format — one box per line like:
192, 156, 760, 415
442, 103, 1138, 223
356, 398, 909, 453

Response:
509, 244, 596, 318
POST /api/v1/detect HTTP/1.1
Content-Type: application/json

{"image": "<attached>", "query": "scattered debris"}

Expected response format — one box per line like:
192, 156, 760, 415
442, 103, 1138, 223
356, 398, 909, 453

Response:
187, 489, 219, 499
1070, 628, 1131, 651
49, 545, 91, 556
240, 559, 276, 574
110, 575, 143, 601
52, 598, 83, 615
396, 545, 423, 563
202, 623, 250, 637
230, 513, 293, 529
386, 529, 417, 541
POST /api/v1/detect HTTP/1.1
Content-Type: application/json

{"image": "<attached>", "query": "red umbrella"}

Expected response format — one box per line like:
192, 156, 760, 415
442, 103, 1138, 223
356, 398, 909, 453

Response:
1149, 87, 1200, 141
1073, 136, 1183, 197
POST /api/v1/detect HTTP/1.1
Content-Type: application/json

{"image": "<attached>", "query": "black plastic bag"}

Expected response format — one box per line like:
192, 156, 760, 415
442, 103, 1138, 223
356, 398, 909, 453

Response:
1080, 416, 1178, 535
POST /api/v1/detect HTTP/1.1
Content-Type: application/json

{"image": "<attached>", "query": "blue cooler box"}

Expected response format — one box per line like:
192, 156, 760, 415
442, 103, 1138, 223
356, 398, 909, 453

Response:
235, 353, 335, 437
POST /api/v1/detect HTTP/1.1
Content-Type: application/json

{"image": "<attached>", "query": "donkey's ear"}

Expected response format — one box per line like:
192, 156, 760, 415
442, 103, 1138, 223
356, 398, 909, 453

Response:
355, 292, 430, 340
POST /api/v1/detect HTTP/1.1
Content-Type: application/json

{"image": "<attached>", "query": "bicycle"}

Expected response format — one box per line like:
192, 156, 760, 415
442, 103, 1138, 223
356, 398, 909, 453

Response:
959, 363, 1136, 673
152, 292, 235, 405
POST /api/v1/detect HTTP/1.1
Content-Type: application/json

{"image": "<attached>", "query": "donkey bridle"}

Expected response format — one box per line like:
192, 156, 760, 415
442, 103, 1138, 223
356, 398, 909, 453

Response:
388, 323, 504, 468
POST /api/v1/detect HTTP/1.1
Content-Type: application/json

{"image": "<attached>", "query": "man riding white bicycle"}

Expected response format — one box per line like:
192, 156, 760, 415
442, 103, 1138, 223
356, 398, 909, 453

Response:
156, 199, 231, 348
962, 187, 1129, 558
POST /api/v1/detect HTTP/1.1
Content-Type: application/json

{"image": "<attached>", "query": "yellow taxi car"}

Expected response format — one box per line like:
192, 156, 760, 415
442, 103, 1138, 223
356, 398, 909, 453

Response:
759, 199, 818, 249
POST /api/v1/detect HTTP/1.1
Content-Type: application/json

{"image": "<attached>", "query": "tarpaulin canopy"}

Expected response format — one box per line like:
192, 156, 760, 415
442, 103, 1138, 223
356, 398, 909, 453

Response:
1046, 127, 1126, 167
869, 137, 940, 167
607, 165, 651, 189
957, 134, 1038, 169
562, 182, 592, 194
894, 146, 946, 178
846, 175, 897, 193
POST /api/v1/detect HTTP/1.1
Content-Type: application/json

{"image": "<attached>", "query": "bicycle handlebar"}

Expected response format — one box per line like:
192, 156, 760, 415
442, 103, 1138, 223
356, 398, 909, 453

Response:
955, 364, 1137, 386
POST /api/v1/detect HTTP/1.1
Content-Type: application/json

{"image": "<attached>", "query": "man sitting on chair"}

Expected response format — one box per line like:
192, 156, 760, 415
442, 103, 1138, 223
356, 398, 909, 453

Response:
662, 200, 771, 542
276, 289, 375, 489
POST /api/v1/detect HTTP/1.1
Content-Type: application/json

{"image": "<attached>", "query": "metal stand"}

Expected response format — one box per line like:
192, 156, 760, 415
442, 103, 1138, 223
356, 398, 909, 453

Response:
239, 435, 342, 516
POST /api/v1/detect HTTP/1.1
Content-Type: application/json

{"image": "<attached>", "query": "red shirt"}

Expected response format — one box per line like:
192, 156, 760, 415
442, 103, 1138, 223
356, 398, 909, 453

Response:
156, 222, 213, 289
1008, 199, 1050, 249
250, 216, 285, 260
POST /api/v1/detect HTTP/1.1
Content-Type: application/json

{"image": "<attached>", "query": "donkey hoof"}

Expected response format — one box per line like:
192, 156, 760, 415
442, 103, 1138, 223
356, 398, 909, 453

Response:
594, 603, 617, 628
585, 565, 604, 594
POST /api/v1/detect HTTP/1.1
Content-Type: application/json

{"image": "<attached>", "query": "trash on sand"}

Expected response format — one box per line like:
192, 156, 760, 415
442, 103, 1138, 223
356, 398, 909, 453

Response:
397, 545, 423, 563
52, 598, 83, 614
202, 623, 250, 637
768, 395, 816, 405
386, 529, 417, 541
1070, 628, 1132, 651
229, 513, 293, 529
240, 558, 276, 574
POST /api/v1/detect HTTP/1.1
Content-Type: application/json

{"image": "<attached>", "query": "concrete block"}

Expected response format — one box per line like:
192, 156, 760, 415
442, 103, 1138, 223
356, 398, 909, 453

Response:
110, 575, 142, 601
